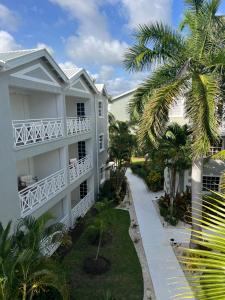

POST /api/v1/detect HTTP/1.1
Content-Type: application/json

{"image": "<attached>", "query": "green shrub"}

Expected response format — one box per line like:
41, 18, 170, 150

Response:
99, 180, 116, 200
146, 170, 162, 192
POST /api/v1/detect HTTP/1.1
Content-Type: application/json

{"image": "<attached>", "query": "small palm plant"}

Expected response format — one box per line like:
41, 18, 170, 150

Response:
87, 201, 113, 260
177, 192, 225, 299
0, 215, 69, 300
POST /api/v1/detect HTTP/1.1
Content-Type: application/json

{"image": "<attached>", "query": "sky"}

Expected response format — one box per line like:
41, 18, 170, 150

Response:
1, 0, 225, 95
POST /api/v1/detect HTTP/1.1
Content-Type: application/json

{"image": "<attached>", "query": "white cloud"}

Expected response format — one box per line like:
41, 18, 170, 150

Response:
0, 4, 19, 31
0, 31, 21, 52
66, 35, 128, 66
36, 43, 54, 55
50, 0, 128, 66
50, 0, 108, 39
121, 0, 172, 29
104, 72, 148, 95
59, 61, 79, 69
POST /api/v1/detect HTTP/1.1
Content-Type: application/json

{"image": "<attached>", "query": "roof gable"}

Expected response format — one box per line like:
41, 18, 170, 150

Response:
11, 63, 61, 87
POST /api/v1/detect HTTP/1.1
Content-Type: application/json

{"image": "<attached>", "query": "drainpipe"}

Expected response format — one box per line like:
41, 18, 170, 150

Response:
94, 93, 100, 195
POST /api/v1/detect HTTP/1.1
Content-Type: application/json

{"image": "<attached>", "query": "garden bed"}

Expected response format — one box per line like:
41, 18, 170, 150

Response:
60, 208, 143, 300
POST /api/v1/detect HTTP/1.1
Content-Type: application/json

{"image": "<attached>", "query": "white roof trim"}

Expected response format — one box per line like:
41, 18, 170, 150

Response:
112, 88, 136, 101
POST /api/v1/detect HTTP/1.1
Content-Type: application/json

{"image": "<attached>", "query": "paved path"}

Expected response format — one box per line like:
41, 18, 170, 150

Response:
126, 169, 194, 300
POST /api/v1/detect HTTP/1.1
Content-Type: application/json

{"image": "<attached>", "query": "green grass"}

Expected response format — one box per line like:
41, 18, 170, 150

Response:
61, 209, 143, 300
131, 157, 145, 164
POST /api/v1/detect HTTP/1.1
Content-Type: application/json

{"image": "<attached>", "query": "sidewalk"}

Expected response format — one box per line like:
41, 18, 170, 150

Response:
126, 169, 194, 300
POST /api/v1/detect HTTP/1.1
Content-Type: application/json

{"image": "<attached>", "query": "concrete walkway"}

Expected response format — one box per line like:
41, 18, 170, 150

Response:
126, 169, 194, 300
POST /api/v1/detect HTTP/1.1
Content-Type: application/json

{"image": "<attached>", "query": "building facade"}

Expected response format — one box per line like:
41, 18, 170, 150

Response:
0, 49, 109, 236
109, 89, 136, 122
165, 98, 225, 194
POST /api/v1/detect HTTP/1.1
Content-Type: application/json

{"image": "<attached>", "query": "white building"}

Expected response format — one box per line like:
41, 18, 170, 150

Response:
109, 89, 136, 122
165, 99, 225, 194
0, 49, 109, 234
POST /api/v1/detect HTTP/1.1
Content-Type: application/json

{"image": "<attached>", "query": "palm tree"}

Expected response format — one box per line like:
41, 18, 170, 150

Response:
124, 0, 225, 246
161, 123, 191, 205
13, 213, 67, 256
0, 216, 69, 300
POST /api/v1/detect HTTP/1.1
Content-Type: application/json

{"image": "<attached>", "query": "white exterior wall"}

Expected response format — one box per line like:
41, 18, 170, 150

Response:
166, 96, 225, 193
96, 91, 109, 187
0, 54, 108, 229
110, 91, 135, 122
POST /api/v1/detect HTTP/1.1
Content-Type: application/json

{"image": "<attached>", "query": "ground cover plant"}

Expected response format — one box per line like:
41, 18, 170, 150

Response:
60, 208, 143, 300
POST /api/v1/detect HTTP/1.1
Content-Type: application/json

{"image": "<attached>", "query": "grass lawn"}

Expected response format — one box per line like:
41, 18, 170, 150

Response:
131, 157, 145, 165
61, 209, 143, 300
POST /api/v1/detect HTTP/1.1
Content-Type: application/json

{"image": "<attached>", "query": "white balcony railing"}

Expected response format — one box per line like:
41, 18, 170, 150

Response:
19, 169, 66, 217
41, 193, 95, 256
40, 214, 70, 257
67, 117, 91, 136
71, 191, 94, 223
12, 118, 64, 147
69, 155, 92, 184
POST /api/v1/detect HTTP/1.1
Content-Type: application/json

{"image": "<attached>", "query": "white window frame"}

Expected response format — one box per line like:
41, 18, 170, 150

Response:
99, 165, 105, 184
98, 101, 104, 117
208, 139, 223, 156
202, 175, 220, 192
99, 134, 104, 152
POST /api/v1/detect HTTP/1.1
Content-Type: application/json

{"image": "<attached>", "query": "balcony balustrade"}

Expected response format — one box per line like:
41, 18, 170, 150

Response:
40, 214, 70, 257
67, 117, 91, 136
13, 118, 64, 147
41, 192, 94, 257
71, 191, 94, 223
69, 155, 92, 183
19, 168, 66, 217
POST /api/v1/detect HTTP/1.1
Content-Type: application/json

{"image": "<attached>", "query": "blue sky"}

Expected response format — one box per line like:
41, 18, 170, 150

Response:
0, 0, 225, 95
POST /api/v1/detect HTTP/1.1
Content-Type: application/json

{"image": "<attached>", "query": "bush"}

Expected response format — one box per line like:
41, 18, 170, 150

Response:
146, 170, 162, 192
131, 163, 163, 192
158, 191, 191, 226
99, 180, 116, 200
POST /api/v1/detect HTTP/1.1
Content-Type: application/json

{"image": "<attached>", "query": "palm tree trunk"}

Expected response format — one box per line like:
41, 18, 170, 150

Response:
170, 167, 177, 214
95, 229, 103, 260
190, 157, 203, 248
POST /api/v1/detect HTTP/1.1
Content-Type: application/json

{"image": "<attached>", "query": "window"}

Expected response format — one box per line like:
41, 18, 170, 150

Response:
99, 134, 104, 151
77, 103, 85, 117
208, 139, 223, 156
100, 166, 105, 183
80, 180, 88, 199
78, 141, 86, 159
203, 176, 220, 192
98, 101, 103, 117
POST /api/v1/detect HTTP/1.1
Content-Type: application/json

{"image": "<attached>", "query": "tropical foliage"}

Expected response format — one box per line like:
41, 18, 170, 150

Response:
178, 192, 225, 299
0, 214, 68, 300
124, 0, 225, 236
109, 120, 134, 169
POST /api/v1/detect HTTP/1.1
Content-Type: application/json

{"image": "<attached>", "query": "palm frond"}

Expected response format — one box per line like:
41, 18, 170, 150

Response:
178, 192, 225, 299
129, 64, 180, 120
138, 77, 188, 146
124, 23, 185, 72
186, 74, 219, 158
212, 150, 225, 160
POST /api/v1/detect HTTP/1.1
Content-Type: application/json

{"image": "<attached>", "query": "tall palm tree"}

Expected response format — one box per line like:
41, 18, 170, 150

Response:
124, 0, 225, 246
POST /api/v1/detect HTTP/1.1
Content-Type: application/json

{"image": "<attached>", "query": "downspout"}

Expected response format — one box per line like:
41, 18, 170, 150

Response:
94, 93, 100, 194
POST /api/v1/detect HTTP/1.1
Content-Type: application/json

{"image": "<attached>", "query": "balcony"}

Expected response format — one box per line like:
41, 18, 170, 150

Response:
19, 168, 66, 217
67, 117, 91, 136
12, 118, 64, 148
71, 191, 94, 222
69, 155, 92, 184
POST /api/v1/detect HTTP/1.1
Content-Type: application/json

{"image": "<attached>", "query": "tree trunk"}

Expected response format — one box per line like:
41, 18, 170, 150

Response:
170, 167, 177, 214
190, 157, 203, 248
